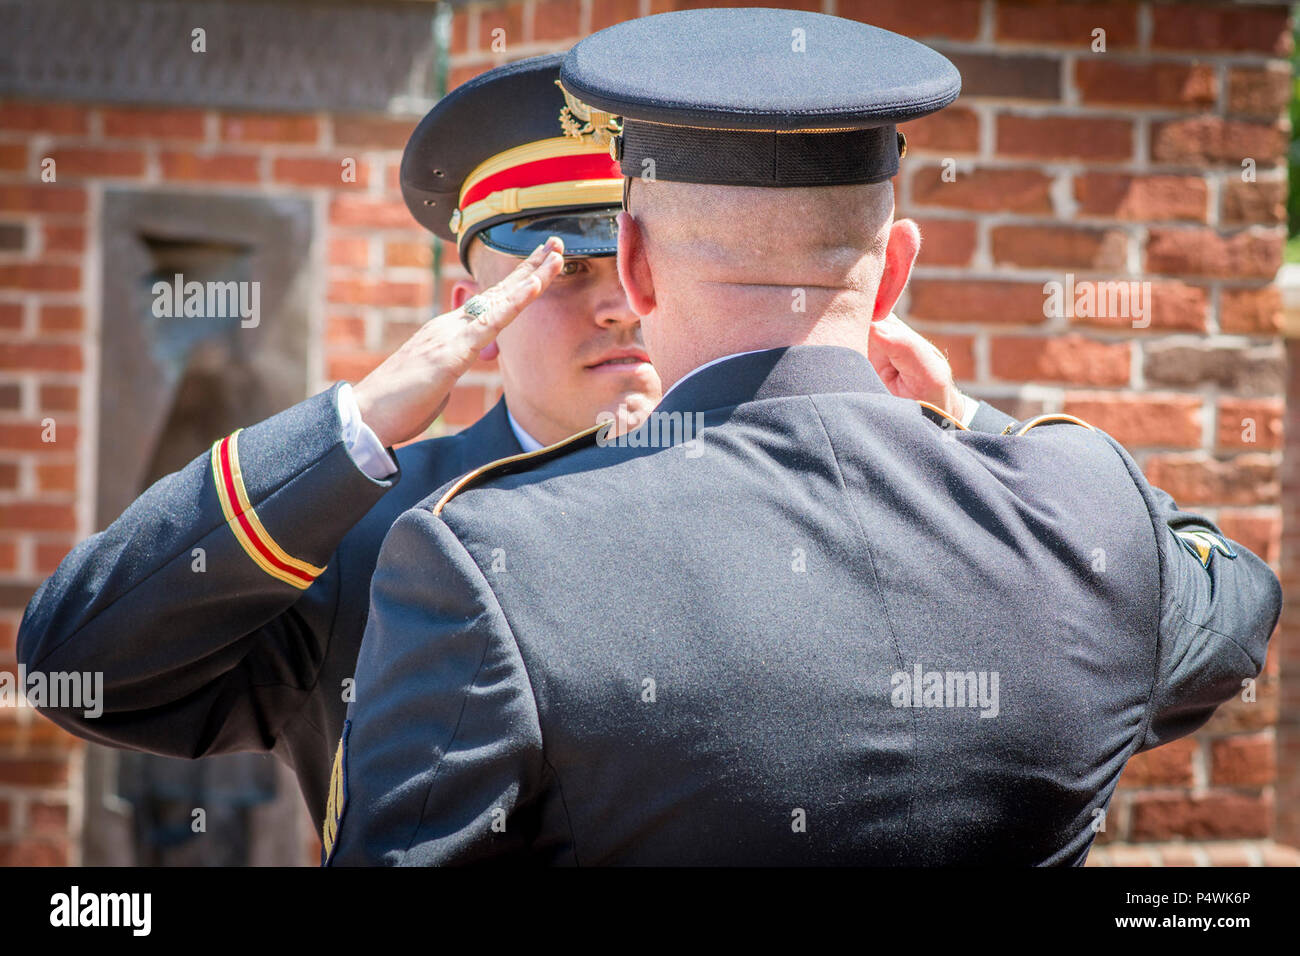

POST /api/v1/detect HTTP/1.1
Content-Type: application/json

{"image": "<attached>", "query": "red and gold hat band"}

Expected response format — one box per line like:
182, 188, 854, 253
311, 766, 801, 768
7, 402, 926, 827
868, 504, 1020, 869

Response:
451, 136, 623, 239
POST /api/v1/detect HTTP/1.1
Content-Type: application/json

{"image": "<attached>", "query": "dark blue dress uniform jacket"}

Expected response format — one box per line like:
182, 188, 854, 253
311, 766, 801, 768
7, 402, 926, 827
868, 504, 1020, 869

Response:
327, 346, 1281, 866
16, 370, 1014, 837
17, 384, 523, 831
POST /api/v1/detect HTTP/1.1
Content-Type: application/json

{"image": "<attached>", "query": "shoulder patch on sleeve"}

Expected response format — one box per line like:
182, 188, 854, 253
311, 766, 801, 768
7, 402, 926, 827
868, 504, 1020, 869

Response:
916, 399, 969, 432
1014, 413, 1096, 436
433, 421, 608, 516
1172, 527, 1238, 569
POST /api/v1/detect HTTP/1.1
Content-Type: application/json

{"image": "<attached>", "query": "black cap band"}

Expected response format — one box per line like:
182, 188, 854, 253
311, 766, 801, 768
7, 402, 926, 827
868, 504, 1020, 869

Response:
618, 121, 901, 188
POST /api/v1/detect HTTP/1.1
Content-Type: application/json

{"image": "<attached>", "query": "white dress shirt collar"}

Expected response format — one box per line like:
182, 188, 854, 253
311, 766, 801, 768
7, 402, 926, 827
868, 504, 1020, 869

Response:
506, 407, 545, 453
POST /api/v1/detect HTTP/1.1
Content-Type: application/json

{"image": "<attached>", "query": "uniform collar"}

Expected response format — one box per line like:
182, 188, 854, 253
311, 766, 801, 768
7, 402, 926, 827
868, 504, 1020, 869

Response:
659, 348, 770, 403
654, 345, 890, 416
460, 397, 525, 458
505, 407, 545, 453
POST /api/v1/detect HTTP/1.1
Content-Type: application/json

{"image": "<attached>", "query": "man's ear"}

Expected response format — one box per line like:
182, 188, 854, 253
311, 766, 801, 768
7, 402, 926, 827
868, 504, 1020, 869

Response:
449, 277, 481, 311
872, 218, 921, 320
617, 209, 655, 317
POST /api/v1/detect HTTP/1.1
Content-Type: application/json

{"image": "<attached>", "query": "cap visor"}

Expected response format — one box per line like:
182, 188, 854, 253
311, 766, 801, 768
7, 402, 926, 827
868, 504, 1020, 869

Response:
475, 207, 619, 258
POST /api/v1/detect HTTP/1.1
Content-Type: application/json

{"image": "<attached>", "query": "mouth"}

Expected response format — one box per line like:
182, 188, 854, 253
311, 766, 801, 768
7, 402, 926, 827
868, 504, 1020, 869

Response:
584, 349, 653, 372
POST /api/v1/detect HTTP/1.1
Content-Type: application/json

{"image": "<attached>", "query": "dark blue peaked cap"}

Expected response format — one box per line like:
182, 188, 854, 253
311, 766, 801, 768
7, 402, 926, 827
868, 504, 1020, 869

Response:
401, 53, 624, 267
560, 8, 962, 188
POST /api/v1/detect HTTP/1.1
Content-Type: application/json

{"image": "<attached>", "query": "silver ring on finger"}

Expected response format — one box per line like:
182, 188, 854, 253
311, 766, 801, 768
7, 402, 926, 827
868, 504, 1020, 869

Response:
463, 295, 490, 319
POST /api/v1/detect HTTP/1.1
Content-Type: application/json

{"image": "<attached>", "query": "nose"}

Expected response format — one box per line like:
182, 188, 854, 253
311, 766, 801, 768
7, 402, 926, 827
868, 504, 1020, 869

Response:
593, 281, 640, 331
595, 293, 642, 330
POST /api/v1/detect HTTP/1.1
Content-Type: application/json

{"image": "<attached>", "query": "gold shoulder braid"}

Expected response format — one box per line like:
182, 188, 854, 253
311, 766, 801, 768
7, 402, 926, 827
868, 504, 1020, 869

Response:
434, 422, 607, 516
917, 402, 1096, 437
916, 399, 969, 431
1013, 414, 1096, 435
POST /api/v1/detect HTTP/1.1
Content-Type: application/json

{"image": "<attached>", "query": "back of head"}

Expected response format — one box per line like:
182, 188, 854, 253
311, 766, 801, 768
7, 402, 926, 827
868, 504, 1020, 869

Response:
560, 8, 959, 388
624, 176, 896, 385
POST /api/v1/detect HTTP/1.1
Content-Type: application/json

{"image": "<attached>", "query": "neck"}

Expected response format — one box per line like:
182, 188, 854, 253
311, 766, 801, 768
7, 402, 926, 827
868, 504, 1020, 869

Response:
655, 304, 871, 392
500, 394, 574, 447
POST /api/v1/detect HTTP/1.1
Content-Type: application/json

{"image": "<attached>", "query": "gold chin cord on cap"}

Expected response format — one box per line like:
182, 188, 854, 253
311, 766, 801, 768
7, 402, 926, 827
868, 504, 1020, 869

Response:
898, 130, 908, 159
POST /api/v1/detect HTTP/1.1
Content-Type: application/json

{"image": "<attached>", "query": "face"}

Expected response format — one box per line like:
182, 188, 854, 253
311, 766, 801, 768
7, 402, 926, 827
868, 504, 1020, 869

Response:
454, 240, 662, 445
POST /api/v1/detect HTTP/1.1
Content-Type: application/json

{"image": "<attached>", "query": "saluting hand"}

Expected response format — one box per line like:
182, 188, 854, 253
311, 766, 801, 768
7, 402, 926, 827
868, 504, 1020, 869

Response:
352, 238, 566, 448
868, 312, 971, 422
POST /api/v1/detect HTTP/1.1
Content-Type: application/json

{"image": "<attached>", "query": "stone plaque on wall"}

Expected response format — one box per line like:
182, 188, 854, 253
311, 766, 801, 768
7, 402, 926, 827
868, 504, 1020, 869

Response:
87, 188, 316, 866
0, 0, 443, 114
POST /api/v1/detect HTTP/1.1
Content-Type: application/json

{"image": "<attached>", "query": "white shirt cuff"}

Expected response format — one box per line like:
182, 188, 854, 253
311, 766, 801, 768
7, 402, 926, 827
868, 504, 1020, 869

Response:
336, 382, 398, 480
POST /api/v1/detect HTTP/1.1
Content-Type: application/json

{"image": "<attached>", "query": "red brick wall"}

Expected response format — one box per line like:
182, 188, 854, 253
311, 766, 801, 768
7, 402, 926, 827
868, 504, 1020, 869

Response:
0, 0, 1295, 865
1279, 334, 1300, 853
0, 99, 507, 864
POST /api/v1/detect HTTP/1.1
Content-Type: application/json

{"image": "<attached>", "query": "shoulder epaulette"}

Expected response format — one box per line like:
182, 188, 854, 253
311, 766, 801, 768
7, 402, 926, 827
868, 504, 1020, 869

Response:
433, 421, 607, 516
916, 399, 969, 432
1012, 413, 1096, 436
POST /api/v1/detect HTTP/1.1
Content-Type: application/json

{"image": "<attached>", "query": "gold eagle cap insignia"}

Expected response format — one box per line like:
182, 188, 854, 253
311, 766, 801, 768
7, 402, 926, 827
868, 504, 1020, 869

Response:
1173, 527, 1238, 569
556, 80, 622, 147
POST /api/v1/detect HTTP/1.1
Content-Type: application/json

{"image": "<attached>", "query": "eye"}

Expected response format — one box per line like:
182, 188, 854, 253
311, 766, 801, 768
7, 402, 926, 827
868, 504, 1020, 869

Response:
560, 259, 588, 277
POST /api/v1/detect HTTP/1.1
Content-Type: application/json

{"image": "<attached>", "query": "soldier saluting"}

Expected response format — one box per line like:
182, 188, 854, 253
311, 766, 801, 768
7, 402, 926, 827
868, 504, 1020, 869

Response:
327, 9, 1281, 866
17, 52, 988, 842
17, 55, 651, 836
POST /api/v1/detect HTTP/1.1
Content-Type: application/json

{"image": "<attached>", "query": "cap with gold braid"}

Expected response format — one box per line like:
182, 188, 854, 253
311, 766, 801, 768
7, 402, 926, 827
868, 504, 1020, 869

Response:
400, 53, 625, 269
